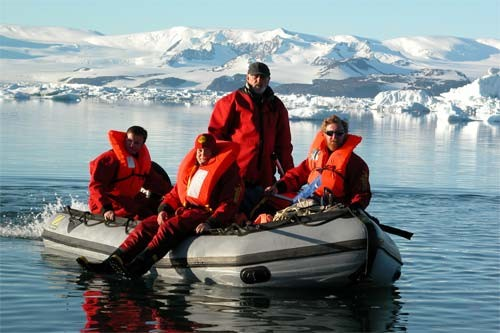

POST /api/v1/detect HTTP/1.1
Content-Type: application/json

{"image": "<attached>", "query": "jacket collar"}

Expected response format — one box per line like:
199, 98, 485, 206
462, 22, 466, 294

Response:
242, 83, 275, 103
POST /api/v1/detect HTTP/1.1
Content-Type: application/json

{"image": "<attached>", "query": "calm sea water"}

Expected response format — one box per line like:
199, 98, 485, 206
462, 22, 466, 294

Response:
0, 99, 499, 332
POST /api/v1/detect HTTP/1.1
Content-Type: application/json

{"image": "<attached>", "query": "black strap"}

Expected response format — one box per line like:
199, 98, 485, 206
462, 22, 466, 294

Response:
111, 172, 147, 185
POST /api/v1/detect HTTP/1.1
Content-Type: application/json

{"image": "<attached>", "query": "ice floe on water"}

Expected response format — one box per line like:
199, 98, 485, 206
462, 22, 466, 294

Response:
370, 70, 500, 123
1, 70, 499, 124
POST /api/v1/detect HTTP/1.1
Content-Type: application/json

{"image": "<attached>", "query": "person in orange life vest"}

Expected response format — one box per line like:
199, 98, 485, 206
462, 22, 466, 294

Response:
77, 133, 243, 278
88, 126, 172, 221
208, 62, 294, 219
265, 115, 371, 210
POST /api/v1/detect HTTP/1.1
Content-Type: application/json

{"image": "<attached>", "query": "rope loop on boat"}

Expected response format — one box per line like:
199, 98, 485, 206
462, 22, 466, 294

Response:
272, 201, 350, 226
124, 218, 135, 234
209, 223, 253, 236
207, 202, 351, 236
102, 217, 138, 234
67, 205, 93, 226
65, 206, 139, 234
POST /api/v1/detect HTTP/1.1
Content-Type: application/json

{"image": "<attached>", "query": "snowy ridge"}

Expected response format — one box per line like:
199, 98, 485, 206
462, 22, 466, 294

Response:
0, 24, 102, 43
383, 36, 499, 61
0, 24, 499, 123
1, 24, 498, 84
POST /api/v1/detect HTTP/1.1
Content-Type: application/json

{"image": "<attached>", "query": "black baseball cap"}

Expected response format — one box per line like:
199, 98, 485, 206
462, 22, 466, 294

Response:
248, 62, 270, 76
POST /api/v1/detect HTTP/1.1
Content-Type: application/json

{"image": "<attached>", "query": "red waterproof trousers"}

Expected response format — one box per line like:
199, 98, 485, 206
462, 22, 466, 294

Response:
118, 207, 211, 261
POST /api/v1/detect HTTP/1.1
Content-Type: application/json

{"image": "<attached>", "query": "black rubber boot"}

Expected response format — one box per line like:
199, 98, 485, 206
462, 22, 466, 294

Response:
125, 248, 158, 278
107, 254, 130, 278
76, 249, 124, 274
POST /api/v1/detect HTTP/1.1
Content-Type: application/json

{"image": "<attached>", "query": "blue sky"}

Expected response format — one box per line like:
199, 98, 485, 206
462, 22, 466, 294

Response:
1, 0, 498, 39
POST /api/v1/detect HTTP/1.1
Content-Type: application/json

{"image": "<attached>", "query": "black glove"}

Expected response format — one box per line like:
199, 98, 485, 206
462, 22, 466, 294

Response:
349, 202, 362, 211
157, 203, 175, 215
206, 216, 218, 228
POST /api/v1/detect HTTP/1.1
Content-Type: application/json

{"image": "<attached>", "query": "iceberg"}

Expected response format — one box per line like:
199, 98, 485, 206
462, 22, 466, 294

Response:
0, 70, 498, 125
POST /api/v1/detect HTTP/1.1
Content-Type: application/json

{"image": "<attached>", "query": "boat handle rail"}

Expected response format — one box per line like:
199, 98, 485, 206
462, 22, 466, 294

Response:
65, 206, 138, 234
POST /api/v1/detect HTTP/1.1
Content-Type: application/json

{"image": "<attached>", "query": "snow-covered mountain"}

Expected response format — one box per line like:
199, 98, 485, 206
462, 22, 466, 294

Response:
1, 25, 498, 95
1, 24, 499, 123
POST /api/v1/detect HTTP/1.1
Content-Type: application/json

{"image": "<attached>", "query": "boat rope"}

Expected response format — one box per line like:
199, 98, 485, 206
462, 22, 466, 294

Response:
209, 223, 250, 236
64, 202, 352, 237
103, 218, 138, 234
66, 205, 93, 226
65, 206, 138, 234
209, 201, 350, 236
272, 200, 351, 226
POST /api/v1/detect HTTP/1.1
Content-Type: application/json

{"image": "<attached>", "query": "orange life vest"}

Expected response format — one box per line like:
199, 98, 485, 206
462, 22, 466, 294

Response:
107, 130, 151, 197
306, 131, 361, 198
177, 140, 239, 210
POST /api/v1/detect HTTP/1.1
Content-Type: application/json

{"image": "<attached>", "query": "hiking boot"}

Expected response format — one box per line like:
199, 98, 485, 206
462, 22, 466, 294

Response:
107, 254, 130, 278
76, 249, 125, 275
76, 255, 114, 274
126, 248, 158, 278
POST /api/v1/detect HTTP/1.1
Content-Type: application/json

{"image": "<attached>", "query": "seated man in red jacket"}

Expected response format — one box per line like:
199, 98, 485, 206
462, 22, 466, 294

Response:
88, 126, 172, 221
265, 115, 371, 210
77, 133, 243, 278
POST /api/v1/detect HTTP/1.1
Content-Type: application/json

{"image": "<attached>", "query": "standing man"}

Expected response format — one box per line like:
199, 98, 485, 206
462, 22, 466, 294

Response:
88, 126, 172, 221
208, 62, 294, 218
266, 115, 371, 210
78, 133, 243, 278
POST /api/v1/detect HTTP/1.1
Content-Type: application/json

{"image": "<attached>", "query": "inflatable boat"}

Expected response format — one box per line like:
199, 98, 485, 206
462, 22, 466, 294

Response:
42, 203, 410, 288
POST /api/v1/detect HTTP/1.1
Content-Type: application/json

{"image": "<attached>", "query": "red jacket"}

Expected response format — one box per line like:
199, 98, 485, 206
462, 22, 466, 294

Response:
208, 86, 294, 187
88, 131, 172, 217
160, 142, 243, 227
88, 131, 149, 213
279, 133, 371, 209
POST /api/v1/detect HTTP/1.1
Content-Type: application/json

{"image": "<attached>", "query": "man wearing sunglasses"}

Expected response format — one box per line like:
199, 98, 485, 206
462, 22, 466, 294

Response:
265, 115, 371, 210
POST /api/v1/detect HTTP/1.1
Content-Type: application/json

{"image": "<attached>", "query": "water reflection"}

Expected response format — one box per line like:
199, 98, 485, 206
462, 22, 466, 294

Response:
72, 273, 406, 333
76, 278, 205, 332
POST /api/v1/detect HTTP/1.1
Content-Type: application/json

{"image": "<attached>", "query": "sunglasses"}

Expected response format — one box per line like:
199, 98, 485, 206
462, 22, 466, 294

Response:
324, 130, 345, 137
